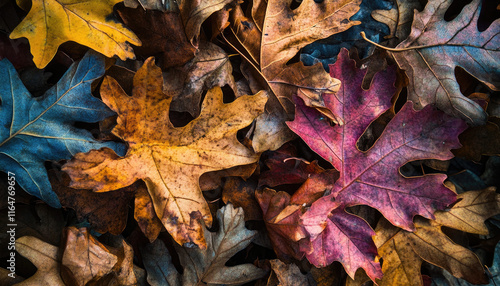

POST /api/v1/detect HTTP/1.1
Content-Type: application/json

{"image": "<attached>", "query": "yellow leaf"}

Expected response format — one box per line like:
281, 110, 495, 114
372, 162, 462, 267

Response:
10, 0, 141, 68
62, 57, 267, 248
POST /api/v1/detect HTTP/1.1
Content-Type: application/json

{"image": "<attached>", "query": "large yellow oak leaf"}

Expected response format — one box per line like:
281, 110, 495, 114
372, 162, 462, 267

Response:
9, 0, 141, 68
62, 57, 267, 248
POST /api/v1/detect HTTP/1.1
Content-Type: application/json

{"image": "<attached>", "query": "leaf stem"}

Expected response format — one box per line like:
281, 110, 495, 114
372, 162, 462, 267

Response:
360, 31, 438, 52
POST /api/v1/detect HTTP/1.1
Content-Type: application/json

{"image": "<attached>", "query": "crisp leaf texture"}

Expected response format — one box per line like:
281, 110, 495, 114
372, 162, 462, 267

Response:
287, 49, 467, 280
392, 0, 500, 124
63, 57, 267, 248
375, 217, 488, 285
0, 52, 125, 208
434, 187, 500, 235
142, 204, 267, 285
371, 0, 422, 44
15, 236, 64, 285
9, 0, 141, 68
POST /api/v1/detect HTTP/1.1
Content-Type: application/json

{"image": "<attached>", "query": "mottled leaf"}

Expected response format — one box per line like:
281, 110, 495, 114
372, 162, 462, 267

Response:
63, 57, 266, 248
0, 52, 125, 208
392, 0, 500, 124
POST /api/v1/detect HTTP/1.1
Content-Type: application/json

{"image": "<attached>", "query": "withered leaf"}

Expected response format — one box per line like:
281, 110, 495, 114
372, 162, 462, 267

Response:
142, 204, 267, 285
63, 57, 267, 248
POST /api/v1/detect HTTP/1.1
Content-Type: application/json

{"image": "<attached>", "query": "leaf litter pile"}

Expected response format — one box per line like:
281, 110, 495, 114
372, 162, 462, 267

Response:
0, 0, 499, 285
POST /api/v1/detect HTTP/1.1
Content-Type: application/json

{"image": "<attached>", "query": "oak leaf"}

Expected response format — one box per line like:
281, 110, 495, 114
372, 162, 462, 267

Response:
374, 216, 489, 285
371, 0, 423, 44
391, 0, 500, 124
141, 204, 267, 285
287, 49, 466, 280
0, 52, 125, 208
14, 236, 64, 285
62, 57, 267, 248
268, 259, 315, 286
9, 0, 141, 68
228, 0, 362, 152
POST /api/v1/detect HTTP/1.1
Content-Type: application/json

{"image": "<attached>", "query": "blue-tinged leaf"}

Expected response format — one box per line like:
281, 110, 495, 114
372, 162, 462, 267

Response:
0, 51, 126, 207
300, 0, 393, 71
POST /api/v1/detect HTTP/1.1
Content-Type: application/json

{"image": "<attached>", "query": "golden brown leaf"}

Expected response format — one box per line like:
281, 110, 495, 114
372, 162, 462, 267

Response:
134, 185, 163, 243
178, 0, 235, 46
62, 57, 267, 248
15, 236, 64, 285
434, 187, 500, 235
61, 227, 118, 285
9, 0, 141, 68
371, 0, 423, 44
374, 217, 488, 285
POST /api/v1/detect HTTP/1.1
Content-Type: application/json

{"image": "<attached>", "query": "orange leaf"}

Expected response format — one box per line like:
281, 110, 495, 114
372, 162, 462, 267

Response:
62, 57, 267, 248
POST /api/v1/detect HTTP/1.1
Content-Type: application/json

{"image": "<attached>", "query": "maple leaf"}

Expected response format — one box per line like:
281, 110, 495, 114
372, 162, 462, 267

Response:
391, 0, 500, 125
228, 0, 361, 152
9, 0, 141, 69
287, 48, 467, 280
62, 57, 267, 248
141, 204, 267, 285
0, 51, 125, 208
374, 186, 500, 286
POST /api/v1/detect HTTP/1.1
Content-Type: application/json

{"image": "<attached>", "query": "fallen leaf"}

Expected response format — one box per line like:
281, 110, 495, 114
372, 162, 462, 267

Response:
371, 0, 423, 44
61, 227, 118, 285
9, 0, 141, 68
62, 57, 267, 248
222, 177, 262, 221
228, 0, 362, 151
269, 259, 315, 286
374, 217, 488, 285
134, 185, 163, 243
259, 144, 325, 188
15, 236, 64, 285
200, 163, 257, 192
178, 0, 234, 46
50, 169, 136, 235
434, 187, 500, 235
255, 170, 338, 261
391, 0, 500, 125
164, 41, 238, 117
142, 204, 267, 285
117, 7, 196, 69
288, 48, 467, 280
0, 51, 125, 208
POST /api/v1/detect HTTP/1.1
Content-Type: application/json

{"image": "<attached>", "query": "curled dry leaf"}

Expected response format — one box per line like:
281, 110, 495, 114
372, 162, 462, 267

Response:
392, 0, 500, 125
142, 204, 267, 285
134, 184, 163, 243
61, 227, 119, 285
63, 57, 267, 248
228, 0, 362, 152
177, 0, 235, 46
9, 0, 141, 68
269, 259, 315, 286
